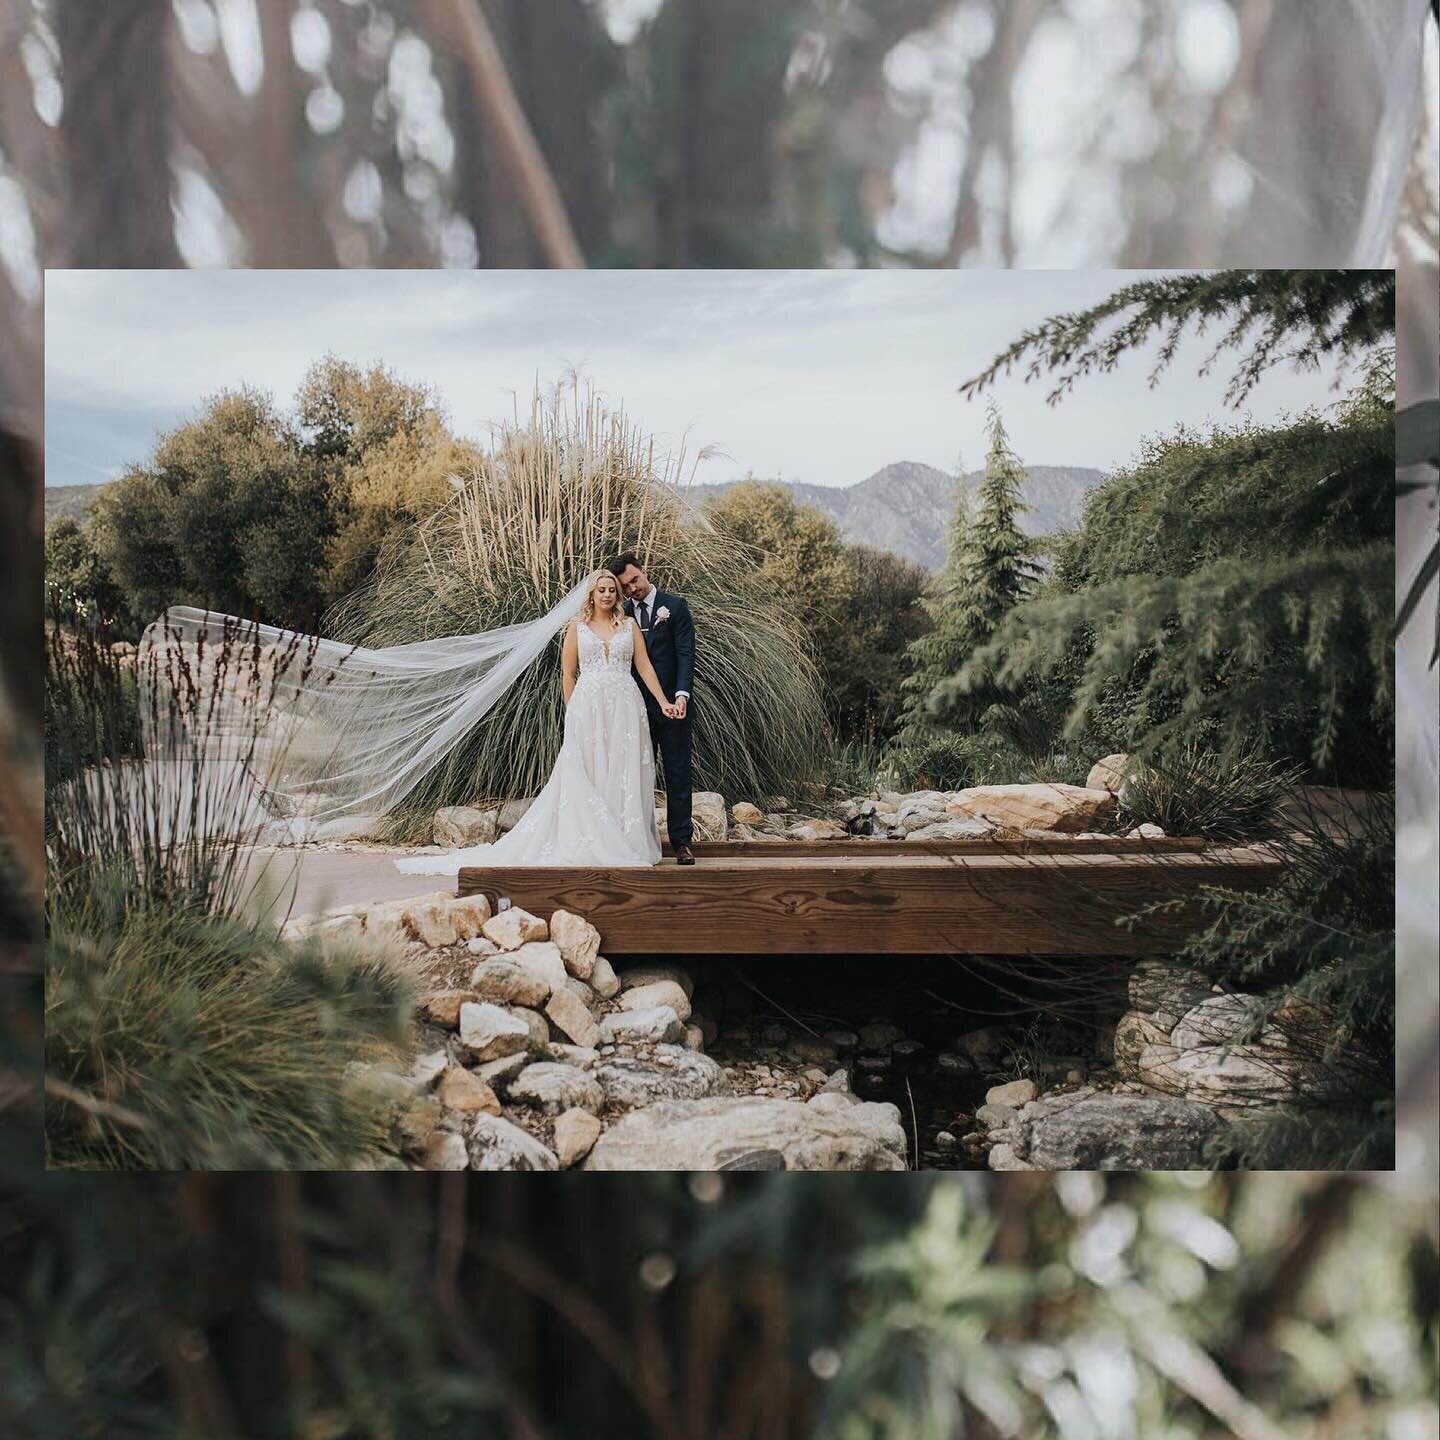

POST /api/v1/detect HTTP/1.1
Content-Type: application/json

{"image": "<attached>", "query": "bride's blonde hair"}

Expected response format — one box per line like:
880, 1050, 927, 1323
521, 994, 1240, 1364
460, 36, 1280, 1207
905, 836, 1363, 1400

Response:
579, 569, 626, 629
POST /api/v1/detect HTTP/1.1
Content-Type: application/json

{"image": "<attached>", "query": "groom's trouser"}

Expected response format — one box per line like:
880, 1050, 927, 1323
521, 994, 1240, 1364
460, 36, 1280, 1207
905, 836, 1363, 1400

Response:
647, 706, 693, 846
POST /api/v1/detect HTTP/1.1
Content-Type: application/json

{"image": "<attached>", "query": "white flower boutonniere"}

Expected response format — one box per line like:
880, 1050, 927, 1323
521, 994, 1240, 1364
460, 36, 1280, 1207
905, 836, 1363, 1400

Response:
654, 605, 671, 624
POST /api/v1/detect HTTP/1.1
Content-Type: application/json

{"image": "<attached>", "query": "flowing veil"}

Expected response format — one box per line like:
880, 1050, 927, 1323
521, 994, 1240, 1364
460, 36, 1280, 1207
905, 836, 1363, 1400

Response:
138, 574, 597, 841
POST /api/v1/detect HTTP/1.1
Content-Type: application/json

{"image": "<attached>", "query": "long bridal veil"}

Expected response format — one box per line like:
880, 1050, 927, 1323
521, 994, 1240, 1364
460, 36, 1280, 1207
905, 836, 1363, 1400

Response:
137, 574, 596, 841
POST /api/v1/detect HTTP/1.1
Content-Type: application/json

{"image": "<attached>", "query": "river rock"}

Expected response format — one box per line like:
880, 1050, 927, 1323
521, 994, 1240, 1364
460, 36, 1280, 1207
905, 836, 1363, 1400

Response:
548, 910, 601, 979
590, 957, 620, 999
947, 783, 1116, 833
458, 1002, 530, 1061
419, 1131, 470, 1170
619, 979, 692, 1022
433, 805, 500, 847
481, 907, 548, 950
1170, 993, 1264, 1049
554, 1108, 602, 1168
437, 1066, 502, 1115
466, 1114, 558, 1171
1012, 1093, 1222, 1169
469, 958, 550, 1009
618, 963, 694, 998
986, 1078, 1038, 1106
508, 1062, 605, 1115
583, 1095, 908, 1171
1085, 754, 1131, 792
545, 987, 601, 1047
731, 801, 763, 824
596, 1045, 731, 1108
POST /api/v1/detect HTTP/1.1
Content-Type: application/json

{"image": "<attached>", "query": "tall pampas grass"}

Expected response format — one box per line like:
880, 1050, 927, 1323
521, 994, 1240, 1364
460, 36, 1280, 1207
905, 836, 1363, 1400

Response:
325, 380, 830, 830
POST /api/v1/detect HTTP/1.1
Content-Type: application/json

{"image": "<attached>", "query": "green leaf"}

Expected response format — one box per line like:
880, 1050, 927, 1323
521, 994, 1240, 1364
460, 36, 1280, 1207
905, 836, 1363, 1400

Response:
1396, 399, 1440, 469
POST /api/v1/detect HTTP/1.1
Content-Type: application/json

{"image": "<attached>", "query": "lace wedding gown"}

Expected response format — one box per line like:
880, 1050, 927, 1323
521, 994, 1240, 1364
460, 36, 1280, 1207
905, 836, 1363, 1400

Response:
395, 620, 662, 874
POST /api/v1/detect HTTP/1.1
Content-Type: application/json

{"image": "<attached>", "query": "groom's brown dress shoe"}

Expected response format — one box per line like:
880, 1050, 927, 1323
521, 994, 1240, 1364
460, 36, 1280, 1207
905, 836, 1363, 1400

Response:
675, 844, 696, 865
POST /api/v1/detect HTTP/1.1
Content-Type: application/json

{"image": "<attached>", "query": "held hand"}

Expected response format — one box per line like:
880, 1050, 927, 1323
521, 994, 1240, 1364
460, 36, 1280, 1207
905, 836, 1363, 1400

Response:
661, 699, 681, 720
673, 695, 688, 720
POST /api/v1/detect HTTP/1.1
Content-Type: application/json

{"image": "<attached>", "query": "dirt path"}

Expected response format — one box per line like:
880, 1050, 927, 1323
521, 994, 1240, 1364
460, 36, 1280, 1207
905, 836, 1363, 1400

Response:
243, 845, 458, 922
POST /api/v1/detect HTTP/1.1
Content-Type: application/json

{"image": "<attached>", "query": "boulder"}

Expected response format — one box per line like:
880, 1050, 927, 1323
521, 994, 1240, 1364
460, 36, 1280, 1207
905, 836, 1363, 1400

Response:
595, 1046, 731, 1109
545, 987, 601, 1048
562, 976, 600, 1013
947, 783, 1116, 834
618, 963, 694, 998
496, 797, 533, 832
596, 1008, 685, 1042
895, 791, 949, 827
807, 1090, 860, 1114
590, 957, 620, 999
692, 791, 729, 842
731, 801, 763, 825
1085, 753, 1131, 793
509, 941, 568, 997
511, 1007, 550, 1051
457, 1002, 530, 1062
466, 1114, 558, 1171
1170, 993, 1264, 1049
468, 959, 550, 1009
1135, 1042, 1330, 1109
1113, 1010, 1173, 1078
583, 1096, 908, 1171
418, 989, 480, 1029
466, 936, 500, 957
481, 907, 548, 950
554, 1108, 603, 1168
986, 1078, 1039, 1107
419, 1132, 470, 1170
1128, 961, 1217, 1031
904, 817, 994, 841
1012, 1093, 1222, 1170
549, 910, 601, 980
619, 979, 692, 1023
433, 805, 500, 847
508, 1062, 605, 1115
436, 1066, 502, 1115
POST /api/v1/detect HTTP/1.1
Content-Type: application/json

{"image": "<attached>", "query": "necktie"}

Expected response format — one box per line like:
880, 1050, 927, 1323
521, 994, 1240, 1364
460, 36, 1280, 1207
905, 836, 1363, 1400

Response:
637, 597, 649, 629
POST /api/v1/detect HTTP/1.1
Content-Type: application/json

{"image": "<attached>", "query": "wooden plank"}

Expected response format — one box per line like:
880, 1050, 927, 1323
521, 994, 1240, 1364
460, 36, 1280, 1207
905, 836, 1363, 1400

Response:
661, 836, 1214, 857
456, 845, 1282, 955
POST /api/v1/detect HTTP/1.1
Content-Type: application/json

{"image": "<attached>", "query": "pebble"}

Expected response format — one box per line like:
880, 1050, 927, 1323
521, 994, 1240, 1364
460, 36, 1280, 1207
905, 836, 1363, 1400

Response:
855, 1053, 891, 1073
935, 1052, 974, 1074
936, 1130, 958, 1149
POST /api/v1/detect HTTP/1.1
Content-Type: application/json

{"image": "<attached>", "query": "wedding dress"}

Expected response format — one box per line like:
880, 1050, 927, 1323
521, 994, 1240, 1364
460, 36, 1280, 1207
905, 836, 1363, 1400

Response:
395, 620, 661, 875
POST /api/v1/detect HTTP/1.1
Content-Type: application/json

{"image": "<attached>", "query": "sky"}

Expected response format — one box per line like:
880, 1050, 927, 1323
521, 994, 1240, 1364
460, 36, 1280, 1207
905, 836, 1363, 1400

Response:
44, 268, 1351, 493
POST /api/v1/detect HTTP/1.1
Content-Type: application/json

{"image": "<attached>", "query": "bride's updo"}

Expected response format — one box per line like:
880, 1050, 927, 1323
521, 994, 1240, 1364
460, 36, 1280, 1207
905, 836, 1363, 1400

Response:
579, 569, 626, 629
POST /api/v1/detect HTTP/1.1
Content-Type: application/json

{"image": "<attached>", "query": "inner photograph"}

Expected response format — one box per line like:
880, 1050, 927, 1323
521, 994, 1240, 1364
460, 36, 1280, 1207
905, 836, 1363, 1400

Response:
42, 265, 1396, 1173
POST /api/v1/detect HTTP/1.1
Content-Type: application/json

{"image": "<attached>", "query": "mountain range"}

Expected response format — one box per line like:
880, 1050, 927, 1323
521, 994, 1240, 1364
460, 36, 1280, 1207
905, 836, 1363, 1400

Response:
691, 460, 1109, 570
46, 460, 1110, 572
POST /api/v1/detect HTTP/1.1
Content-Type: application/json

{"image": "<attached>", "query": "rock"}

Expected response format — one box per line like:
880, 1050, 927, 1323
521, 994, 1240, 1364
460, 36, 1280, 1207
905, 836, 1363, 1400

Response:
508, 1062, 605, 1115
947, 783, 1116, 834
397, 1095, 442, 1149
402, 893, 468, 948
509, 941, 568, 997
822, 1068, 852, 1093
691, 1013, 719, 1047
988, 1142, 1042, 1171
858, 1022, 905, 1049
936, 1131, 958, 1149
545, 987, 601, 1048
954, 1027, 1010, 1065
554, 1108, 602, 1168
935, 1052, 975, 1074
419, 1131, 470, 1170
619, 979, 692, 1023
409, 1051, 449, 1088
466, 936, 500, 957
691, 791, 729, 842
595, 1046, 731, 1108
895, 791, 949, 826
1065, 1069, 1088, 1084
549, 910, 601, 979
583, 1095, 908, 1171
892, 1039, 924, 1059
976, 1102, 1019, 1128
787, 819, 848, 841
481, 907, 548, 950
466, 1114, 558, 1171
904, 817, 995, 841
433, 805, 500, 847
1135, 1042, 1332, 1109
545, 1042, 599, 1068
562, 976, 600, 1012
458, 1002, 530, 1062
792, 1038, 838, 1065
731, 801, 763, 825
618, 963, 694, 998
590, 957, 620, 999
1085, 754, 1131, 792
468, 958, 551, 1009
1013, 1093, 1222, 1169
1170, 993, 1264, 1049
683, 1024, 706, 1051
419, 989, 480, 1028
475, 1052, 530, 1089
1128, 961, 1217, 1030
496, 797, 533, 832
986, 1078, 1039, 1107
1126, 823, 1166, 839
511, 1007, 551, 1051
807, 1090, 861, 1113
1113, 1010, 1173, 1077
437, 1066, 502, 1115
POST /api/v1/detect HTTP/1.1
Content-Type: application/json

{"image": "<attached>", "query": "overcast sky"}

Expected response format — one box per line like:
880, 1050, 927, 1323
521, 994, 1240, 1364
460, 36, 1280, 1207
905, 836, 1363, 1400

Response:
44, 268, 1349, 492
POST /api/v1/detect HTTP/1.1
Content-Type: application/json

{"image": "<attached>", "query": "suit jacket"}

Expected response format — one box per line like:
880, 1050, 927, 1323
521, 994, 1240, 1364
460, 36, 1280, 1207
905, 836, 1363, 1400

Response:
625, 589, 695, 706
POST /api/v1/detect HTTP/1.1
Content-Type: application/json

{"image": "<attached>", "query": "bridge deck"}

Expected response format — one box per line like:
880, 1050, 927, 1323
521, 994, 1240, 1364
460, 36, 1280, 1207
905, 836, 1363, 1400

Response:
457, 838, 1283, 955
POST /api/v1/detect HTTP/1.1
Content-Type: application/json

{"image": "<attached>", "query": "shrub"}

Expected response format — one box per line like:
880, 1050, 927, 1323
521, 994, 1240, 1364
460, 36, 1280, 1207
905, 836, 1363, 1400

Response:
1116, 743, 1303, 841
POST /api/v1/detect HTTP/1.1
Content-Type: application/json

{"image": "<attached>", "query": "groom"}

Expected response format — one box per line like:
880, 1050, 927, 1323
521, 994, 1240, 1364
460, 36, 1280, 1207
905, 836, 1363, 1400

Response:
608, 553, 697, 865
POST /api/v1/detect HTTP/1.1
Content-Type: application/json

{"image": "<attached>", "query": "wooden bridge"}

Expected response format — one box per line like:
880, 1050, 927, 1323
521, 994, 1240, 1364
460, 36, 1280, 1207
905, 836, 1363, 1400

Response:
457, 836, 1285, 956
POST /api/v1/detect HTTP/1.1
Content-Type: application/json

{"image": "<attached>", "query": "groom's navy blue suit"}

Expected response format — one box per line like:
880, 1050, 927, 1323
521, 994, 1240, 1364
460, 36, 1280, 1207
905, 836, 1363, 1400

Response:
625, 589, 695, 847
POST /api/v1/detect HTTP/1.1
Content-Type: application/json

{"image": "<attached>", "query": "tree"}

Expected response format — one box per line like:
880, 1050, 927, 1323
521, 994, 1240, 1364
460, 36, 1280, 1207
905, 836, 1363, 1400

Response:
897, 404, 1037, 739
42, 516, 132, 629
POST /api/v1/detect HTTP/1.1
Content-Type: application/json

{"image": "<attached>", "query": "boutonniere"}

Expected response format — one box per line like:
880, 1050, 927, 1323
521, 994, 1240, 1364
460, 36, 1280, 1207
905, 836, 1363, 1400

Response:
654, 605, 671, 624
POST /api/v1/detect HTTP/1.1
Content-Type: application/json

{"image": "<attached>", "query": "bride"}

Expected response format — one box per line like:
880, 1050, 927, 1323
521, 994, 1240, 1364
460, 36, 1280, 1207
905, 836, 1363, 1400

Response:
396, 569, 679, 875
